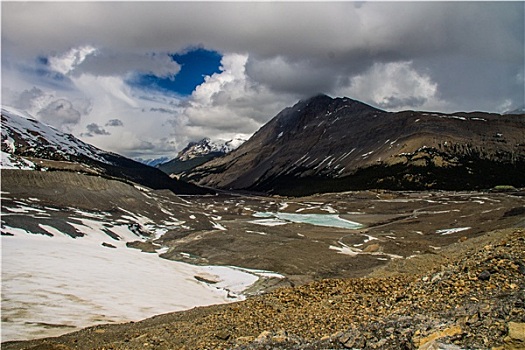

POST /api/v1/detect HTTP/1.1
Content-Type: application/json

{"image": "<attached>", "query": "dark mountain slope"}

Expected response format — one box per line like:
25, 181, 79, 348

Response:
1, 107, 210, 195
185, 95, 525, 195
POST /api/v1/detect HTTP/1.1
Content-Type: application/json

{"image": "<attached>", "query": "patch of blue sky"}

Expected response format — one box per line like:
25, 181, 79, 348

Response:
30, 57, 73, 90
130, 48, 222, 96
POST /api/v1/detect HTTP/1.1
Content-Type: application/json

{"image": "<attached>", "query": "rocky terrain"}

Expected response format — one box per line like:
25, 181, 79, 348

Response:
4, 227, 524, 350
185, 95, 525, 195
156, 189, 525, 287
2, 168, 525, 348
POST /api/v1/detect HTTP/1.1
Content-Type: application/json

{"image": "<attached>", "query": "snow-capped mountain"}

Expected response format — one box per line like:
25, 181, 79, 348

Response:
1, 106, 209, 194
176, 137, 247, 161
158, 136, 247, 176
504, 106, 525, 115
1, 106, 114, 167
185, 94, 525, 195
135, 156, 170, 167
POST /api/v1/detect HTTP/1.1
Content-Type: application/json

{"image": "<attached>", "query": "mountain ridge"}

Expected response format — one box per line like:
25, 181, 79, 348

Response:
184, 95, 525, 195
1, 106, 210, 195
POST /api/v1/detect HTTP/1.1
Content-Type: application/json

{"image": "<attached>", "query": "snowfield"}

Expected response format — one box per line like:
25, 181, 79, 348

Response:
1, 221, 265, 342
0, 150, 35, 170
1, 106, 112, 165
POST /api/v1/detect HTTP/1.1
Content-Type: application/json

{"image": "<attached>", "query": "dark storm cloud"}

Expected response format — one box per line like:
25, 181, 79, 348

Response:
3, 2, 522, 109
2, 1, 523, 158
3, 2, 521, 65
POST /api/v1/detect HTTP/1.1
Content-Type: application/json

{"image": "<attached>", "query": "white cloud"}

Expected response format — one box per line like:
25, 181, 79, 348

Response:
338, 61, 446, 111
48, 46, 97, 75
177, 53, 298, 142
2, 2, 523, 159
67, 75, 184, 158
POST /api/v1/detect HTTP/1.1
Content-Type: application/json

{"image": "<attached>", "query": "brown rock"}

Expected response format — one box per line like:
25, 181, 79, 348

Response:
363, 243, 381, 253
415, 325, 462, 348
255, 330, 272, 343
235, 336, 255, 344
504, 322, 525, 349
418, 340, 462, 350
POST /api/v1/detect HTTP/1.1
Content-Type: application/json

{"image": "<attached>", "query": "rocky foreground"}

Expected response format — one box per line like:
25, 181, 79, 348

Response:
4, 228, 524, 350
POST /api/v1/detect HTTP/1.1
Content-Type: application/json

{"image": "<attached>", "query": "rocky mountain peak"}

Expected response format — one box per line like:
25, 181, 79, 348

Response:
175, 137, 247, 162
273, 94, 382, 131
184, 96, 525, 195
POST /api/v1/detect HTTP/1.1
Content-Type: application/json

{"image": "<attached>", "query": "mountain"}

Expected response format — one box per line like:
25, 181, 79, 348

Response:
135, 156, 170, 167
504, 106, 525, 115
185, 94, 525, 195
0, 106, 209, 195
158, 136, 246, 177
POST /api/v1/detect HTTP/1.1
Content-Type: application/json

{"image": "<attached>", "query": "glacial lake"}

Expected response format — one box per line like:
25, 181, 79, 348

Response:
252, 212, 363, 229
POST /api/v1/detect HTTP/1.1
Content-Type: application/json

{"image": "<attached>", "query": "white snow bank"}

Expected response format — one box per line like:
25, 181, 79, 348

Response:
436, 227, 471, 235
1, 225, 261, 342
249, 218, 289, 226
0, 150, 35, 170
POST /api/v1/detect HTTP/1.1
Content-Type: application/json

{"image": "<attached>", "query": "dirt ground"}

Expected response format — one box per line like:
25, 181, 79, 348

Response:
159, 189, 525, 288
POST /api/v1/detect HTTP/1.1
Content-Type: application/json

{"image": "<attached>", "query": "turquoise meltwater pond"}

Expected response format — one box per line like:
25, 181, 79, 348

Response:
253, 212, 362, 229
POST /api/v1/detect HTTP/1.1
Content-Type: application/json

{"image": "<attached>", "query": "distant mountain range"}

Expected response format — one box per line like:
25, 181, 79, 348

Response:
182, 94, 525, 195
0, 106, 209, 195
134, 156, 170, 167
504, 106, 525, 115
4, 95, 524, 197
158, 137, 246, 178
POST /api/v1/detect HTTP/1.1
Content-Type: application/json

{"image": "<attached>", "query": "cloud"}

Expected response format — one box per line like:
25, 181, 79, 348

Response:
105, 119, 123, 127
339, 61, 444, 111
4, 2, 521, 69
48, 46, 97, 75
149, 107, 177, 114
245, 56, 336, 96
37, 99, 82, 131
82, 123, 110, 137
175, 53, 298, 142
2, 2, 523, 159
72, 50, 181, 79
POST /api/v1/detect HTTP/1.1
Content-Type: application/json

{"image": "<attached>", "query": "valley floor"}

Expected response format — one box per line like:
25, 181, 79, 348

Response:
1, 170, 524, 349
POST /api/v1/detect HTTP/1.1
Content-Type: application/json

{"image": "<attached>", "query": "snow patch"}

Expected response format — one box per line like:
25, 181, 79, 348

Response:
1, 151, 35, 170
249, 218, 288, 226
212, 222, 227, 231
1, 225, 265, 342
436, 227, 471, 235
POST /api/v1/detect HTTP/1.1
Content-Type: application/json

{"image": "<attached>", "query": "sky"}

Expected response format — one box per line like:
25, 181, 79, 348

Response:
2, 2, 524, 160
